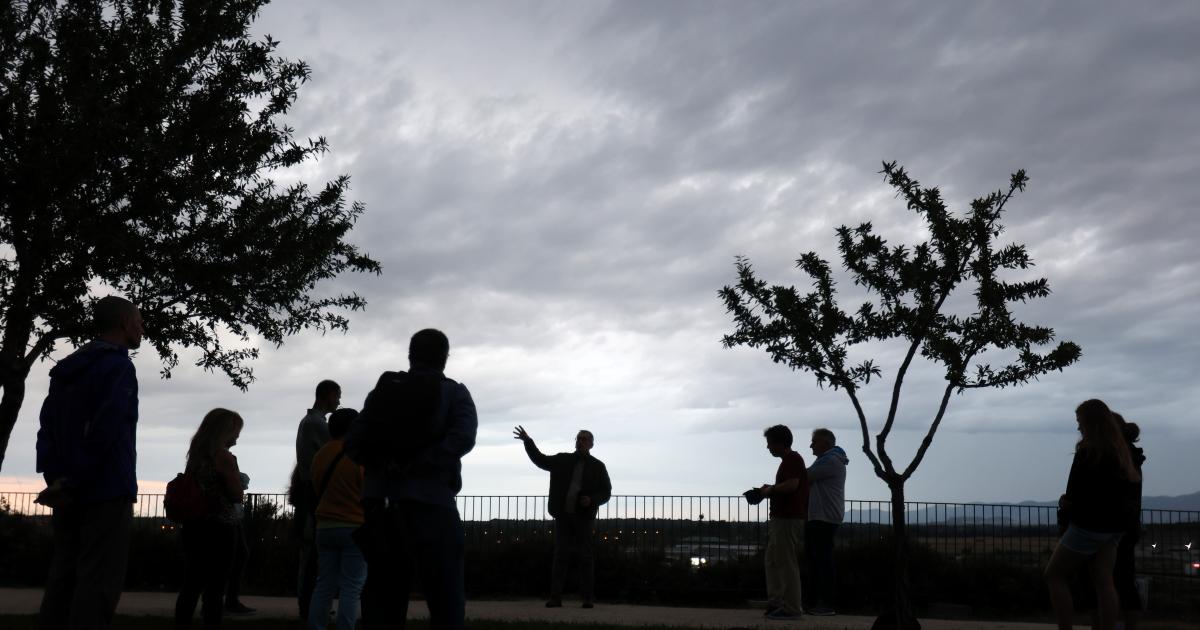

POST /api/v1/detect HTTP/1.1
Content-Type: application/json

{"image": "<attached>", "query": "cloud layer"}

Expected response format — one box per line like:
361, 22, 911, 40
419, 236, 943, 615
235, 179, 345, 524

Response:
5, 1, 1198, 504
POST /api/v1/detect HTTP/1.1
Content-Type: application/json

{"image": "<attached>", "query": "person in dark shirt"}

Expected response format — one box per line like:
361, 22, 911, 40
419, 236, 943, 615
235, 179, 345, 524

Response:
759, 424, 808, 621
1045, 399, 1141, 630
36, 296, 143, 630
513, 426, 612, 608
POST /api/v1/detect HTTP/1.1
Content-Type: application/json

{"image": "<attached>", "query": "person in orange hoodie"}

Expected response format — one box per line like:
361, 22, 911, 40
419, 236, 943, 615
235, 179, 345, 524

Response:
308, 408, 366, 630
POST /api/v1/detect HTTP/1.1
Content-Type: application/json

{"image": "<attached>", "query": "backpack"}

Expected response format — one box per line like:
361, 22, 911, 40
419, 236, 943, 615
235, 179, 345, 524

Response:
358, 371, 451, 473
164, 470, 211, 523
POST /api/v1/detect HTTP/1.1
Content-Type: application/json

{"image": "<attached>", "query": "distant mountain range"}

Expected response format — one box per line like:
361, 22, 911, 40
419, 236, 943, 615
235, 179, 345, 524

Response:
844, 491, 1200, 526
1014, 490, 1200, 511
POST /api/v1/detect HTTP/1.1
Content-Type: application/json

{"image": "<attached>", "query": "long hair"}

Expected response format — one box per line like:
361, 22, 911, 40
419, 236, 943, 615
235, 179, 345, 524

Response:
1075, 399, 1140, 482
186, 408, 244, 470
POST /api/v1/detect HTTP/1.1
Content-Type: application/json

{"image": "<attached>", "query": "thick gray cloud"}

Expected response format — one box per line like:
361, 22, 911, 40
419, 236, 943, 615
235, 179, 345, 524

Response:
4, 1, 1198, 505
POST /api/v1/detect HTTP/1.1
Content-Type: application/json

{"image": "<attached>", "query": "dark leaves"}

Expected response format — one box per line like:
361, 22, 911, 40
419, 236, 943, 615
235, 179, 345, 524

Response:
0, 0, 380, 387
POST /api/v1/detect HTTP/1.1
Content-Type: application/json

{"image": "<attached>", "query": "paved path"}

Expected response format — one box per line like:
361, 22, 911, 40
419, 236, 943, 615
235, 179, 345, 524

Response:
0, 588, 1054, 629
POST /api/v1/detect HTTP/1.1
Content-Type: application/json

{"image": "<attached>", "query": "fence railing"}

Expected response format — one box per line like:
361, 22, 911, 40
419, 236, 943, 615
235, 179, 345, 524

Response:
2, 492, 1196, 580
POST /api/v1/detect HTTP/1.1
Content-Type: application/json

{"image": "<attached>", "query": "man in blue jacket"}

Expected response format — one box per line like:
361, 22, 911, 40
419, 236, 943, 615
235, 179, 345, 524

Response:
35, 296, 143, 630
345, 328, 477, 630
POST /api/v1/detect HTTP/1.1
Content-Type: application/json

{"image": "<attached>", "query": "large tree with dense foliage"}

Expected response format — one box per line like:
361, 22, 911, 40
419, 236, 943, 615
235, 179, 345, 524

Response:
0, 0, 380, 470
720, 162, 1081, 628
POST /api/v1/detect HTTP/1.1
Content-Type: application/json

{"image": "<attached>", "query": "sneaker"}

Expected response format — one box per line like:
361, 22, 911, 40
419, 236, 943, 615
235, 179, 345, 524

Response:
763, 606, 780, 618
765, 608, 801, 621
544, 599, 563, 608
809, 606, 836, 616
224, 601, 256, 615
582, 602, 594, 609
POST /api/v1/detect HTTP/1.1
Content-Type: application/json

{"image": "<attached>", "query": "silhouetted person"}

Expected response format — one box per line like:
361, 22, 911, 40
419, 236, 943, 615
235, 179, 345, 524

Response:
308, 408, 367, 630
345, 328, 477, 630
35, 296, 143, 630
294, 379, 341, 620
1110, 414, 1144, 630
760, 424, 808, 621
1045, 399, 1141, 630
173, 409, 246, 630
513, 426, 612, 608
223, 471, 255, 616
806, 428, 847, 616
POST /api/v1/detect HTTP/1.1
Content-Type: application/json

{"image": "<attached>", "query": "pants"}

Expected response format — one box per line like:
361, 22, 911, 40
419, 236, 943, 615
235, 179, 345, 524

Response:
225, 520, 249, 603
765, 517, 804, 615
551, 514, 596, 602
38, 499, 133, 630
174, 521, 237, 630
360, 499, 411, 630
387, 501, 465, 630
804, 520, 838, 609
308, 527, 368, 630
297, 511, 318, 620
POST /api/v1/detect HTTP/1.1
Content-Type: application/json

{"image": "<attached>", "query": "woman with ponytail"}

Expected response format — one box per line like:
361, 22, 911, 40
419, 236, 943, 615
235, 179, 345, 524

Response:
1045, 399, 1141, 630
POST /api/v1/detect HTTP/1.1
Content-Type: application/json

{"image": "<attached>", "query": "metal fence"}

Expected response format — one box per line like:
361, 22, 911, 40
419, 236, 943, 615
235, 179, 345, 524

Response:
3, 491, 1196, 581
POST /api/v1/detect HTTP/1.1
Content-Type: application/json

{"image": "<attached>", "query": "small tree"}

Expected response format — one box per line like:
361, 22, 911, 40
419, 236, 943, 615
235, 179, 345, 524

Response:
720, 161, 1080, 627
0, 0, 381, 469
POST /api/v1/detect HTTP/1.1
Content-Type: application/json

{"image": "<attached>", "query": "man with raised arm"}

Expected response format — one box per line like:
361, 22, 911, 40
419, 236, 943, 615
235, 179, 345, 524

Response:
513, 426, 612, 609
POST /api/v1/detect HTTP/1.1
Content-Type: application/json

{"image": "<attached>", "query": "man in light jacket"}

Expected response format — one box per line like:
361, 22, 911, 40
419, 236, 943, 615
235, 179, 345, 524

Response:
806, 427, 848, 616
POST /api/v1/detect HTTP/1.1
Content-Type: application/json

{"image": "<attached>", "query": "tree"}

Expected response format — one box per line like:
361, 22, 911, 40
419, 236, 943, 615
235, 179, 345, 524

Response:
720, 162, 1081, 628
0, 0, 381, 470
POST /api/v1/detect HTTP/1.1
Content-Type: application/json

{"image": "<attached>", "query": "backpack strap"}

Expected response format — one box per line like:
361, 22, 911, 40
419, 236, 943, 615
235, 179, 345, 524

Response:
313, 448, 346, 513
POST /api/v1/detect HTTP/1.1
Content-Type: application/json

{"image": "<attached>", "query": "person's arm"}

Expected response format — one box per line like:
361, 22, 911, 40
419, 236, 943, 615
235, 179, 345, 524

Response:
444, 383, 478, 457
764, 478, 802, 496
514, 425, 553, 470
214, 450, 244, 503
589, 461, 612, 507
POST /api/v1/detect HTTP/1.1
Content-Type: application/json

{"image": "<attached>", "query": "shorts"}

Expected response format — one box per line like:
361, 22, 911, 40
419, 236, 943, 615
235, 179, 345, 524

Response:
1060, 524, 1123, 555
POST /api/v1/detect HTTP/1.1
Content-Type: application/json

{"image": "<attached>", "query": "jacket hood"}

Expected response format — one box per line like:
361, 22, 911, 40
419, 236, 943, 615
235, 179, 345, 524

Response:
48, 340, 127, 382
825, 446, 849, 465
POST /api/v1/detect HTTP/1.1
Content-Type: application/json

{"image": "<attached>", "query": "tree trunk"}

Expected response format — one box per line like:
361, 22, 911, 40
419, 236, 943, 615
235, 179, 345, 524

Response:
875, 479, 921, 629
0, 369, 28, 473
0, 315, 34, 473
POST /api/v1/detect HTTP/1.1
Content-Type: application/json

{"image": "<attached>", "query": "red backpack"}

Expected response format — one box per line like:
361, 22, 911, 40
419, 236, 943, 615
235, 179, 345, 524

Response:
164, 471, 212, 523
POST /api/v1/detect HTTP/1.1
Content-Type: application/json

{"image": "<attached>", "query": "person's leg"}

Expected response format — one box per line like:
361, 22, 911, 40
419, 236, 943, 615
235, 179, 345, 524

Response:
404, 503, 465, 630
764, 518, 783, 612
198, 523, 237, 630
175, 523, 207, 630
308, 528, 341, 630
359, 499, 400, 630
298, 512, 318, 621
577, 515, 596, 605
1112, 531, 1140, 630
549, 517, 572, 603
1087, 541, 1120, 630
807, 520, 837, 611
779, 518, 804, 615
39, 504, 81, 630
335, 529, 368, 630
224, 521, 249, 608
70, 499, 132, 630
1045, 542, 1090, 630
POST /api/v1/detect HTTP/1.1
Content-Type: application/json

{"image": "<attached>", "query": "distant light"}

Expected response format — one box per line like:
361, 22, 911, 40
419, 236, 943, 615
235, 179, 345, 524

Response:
690, 557, 701, 567
1151, 542, 1157, 549
1192, 562, 1200, 569
1186, 542, 1193, 550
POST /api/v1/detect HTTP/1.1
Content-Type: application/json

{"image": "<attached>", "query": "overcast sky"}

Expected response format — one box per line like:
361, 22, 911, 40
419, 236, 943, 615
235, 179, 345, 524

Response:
5, 1, 1199, 506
